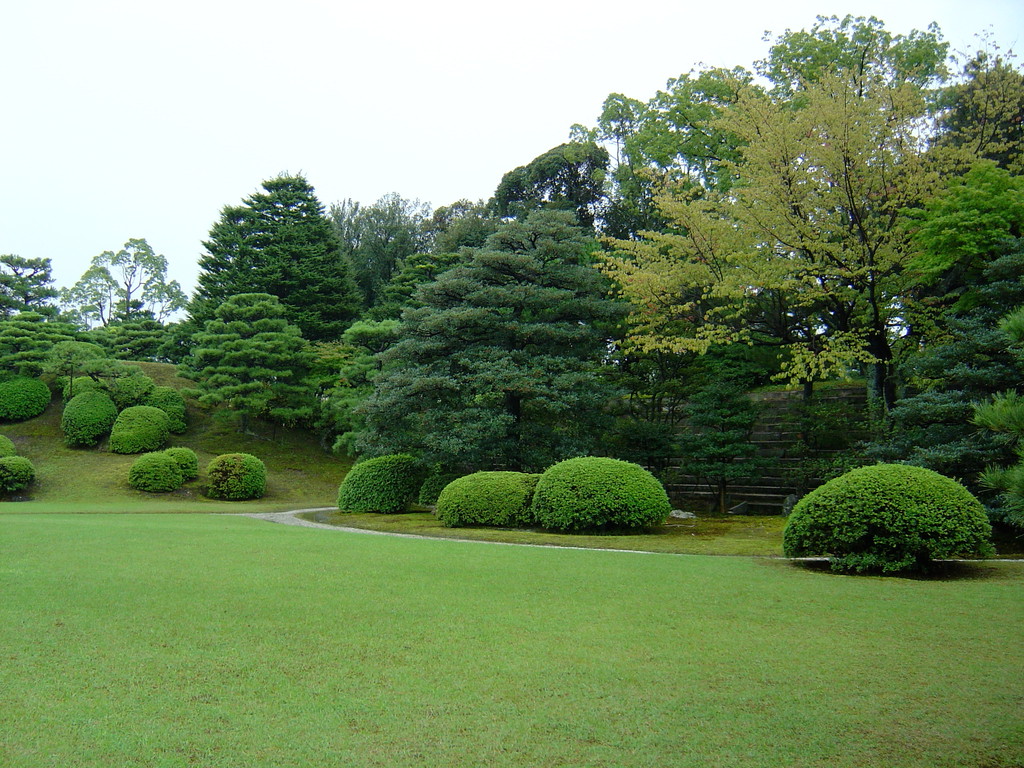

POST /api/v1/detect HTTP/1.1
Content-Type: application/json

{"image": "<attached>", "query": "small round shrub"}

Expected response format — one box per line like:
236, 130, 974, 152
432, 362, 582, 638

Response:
0, 377, 51, 422
0, 456, 35, 493
61, 376, 103, 402
206, 453, 267, 500
108, 405, 170, 454
128, 452, 184, 493
436, 471, 540, 528
337, 454, 423, 514
530, 457, 671, 532
61, 390, 118, 447
144, 387, 187, 433
0, 434, 16, 458
417, 471, 462, 506
783, 464, 994, 574
164, 447, 199, 481
109, 369, 156, 410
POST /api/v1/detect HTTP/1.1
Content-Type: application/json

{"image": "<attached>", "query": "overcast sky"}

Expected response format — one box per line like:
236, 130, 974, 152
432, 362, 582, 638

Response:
1, 0, 1021, 297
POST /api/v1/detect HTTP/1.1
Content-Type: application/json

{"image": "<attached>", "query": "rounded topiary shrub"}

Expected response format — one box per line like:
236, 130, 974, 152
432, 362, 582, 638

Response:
783, 464, 994, 574
144, 387, 187, 433
530, 457, 672, 532
206, 453, 267, 500
61, 390, 118, 448
0, 377, 51, 422
108, 405, 170, 454
61, 376, 103, 402
337, 454, 423, 514
417, 471, 462, 506
436, 471, 540, 528
128, 452, 184, 493
0, 434, 16, 458
164, 447, 199, 481
109, 370, 156, 411
0, 456, 35, 494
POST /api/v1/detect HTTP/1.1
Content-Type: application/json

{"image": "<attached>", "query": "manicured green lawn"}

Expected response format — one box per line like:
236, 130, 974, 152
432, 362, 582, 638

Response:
2, 514, 1021, 767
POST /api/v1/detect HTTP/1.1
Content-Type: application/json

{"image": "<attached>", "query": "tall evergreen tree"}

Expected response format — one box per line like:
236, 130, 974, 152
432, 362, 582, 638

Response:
190, 175, 361, 342
0, 255, 58, 318
357, 211, 625, 472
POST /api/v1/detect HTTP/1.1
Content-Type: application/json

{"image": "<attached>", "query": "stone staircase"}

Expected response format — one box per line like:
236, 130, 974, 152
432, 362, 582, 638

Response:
664, 386, 869, 514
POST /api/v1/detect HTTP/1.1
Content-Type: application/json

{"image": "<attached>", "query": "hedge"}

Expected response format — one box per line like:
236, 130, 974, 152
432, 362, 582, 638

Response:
436, 471, 540, 528
0, 456, 35, 493
108, 406, 170, 454
783, 463, 994, 573
61, 390, 118, 447
206, 453, 266, 500
417, 471, 462, 506
0, 434, 16, 458
337, 454, 423, 514
530, 457, 671, 532
164, 447, 199, 481
0, 377, 50, 422
144, 387, 187, 433
128, 452, 184, 493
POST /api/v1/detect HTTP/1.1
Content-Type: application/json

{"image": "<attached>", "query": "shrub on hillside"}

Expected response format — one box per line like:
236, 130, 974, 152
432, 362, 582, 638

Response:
0, 434, 16, 457
61, 390, 118, 447
128, 452, 184, 493
206, 453, 266, 500
417, 470, 462, 506
530, 457, 672, 532
144, 386, 187, 433
0, 456, 35, 493
108, 406, 170, 454
436, 471, 540, 528
61, 376, 103, 401
0, 377, 50, 422
164, 447, 199, 481
783, 464, 994, 574
109, 369, 156, 411
337, 454, 422, 514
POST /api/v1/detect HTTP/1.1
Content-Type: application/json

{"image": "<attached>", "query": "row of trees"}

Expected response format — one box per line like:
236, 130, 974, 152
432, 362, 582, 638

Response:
3, 15, 1022, 526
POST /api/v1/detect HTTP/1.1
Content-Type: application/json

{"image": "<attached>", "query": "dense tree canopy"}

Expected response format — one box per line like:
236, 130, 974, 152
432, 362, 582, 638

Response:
0, 255, 57, 318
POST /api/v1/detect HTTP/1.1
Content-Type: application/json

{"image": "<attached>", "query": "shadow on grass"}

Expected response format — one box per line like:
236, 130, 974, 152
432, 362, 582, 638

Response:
782, 558, 1024, 582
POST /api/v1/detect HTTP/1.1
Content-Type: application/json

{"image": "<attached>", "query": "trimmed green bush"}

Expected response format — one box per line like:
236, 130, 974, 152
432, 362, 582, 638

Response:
0, 377, 51, 422
0, 434, 16, 458
530, 457, 672, 532
144, 386, 187, 433
783, 464, 994, 574
436, 471, 540, 528
108, 406, 170, 454
337, 454, 423, 514
164, 447, 199, 481
0, 456, 35, 493
61, 376, 103, 402
418, 471, 462, 506
61, 390, 119, 448
109, 369, 156, 411
128, 452, 184, 493
206, 453, 267, 500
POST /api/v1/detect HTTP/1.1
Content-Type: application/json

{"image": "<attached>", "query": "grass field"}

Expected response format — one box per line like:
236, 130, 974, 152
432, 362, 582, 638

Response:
2, 513, 1022, 768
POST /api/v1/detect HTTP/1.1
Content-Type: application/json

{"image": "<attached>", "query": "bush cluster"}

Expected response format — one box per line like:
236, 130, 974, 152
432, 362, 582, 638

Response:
0, 434, 16, 458
128, 452, 184, 493
0, 456, 35, 494
206, 453, 267, 500
783, 464, 994, 573
144, 387, 187, 433
436, 471, 539, 527
530, 457, 671, 532
164, 447, 199, 481
0, 377, 51, 422
61, 390, 118, 447
108, 406, 170, 454
108, 369, 156, 411
337, 454, 422, 513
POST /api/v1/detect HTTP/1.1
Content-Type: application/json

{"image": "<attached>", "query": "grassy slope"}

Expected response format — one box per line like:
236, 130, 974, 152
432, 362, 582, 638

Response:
1, 513, 1021, 768
0, 362, 350, 513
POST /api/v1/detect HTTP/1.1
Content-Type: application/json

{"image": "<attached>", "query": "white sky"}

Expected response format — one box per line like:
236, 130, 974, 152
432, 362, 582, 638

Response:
1, 0, 1021, 297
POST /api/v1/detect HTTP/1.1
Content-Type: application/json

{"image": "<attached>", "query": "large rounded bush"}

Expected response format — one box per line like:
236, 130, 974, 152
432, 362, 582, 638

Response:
337, 454, 423, 514
0, 377, 51, 422
108, 406, 170, 454
164, 447, 199, 481
128, 452, 184, 493
0, 456, 35, 493
144, 387, 187, 433
61, 390, 118, 447
206, 453, 266, 500
531, 457, 671, 532
0, 434, 16, 458
436, 471, 540, 528
783, 464, 994, 573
